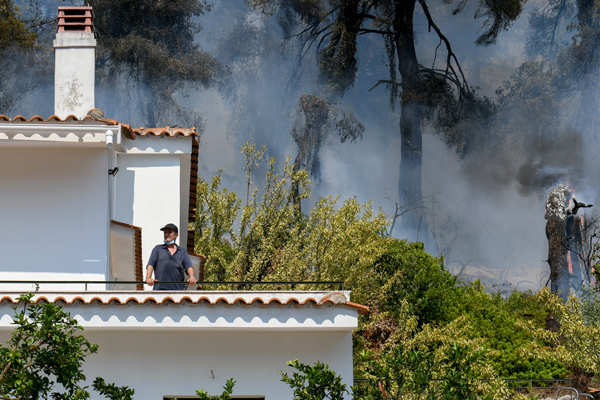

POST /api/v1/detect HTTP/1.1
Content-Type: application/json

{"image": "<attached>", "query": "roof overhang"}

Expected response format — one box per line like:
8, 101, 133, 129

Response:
0, 123, 122, 148
0, 291, 366, 332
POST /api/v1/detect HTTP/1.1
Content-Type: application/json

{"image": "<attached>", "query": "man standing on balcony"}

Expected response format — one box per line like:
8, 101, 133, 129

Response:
145, 223, 197, 290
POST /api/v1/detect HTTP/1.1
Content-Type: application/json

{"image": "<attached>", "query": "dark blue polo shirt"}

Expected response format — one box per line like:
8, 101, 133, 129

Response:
148, 244, 192, 290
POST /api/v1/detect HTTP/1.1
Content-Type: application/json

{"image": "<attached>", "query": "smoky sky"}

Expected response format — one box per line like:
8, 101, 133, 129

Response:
5, 0, 599, 291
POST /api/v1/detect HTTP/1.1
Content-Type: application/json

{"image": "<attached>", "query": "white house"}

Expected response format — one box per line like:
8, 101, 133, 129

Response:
0, 6, 366, 399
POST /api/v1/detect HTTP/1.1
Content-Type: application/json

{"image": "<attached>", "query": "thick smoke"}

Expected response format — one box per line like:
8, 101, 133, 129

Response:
5, 0, 599, 292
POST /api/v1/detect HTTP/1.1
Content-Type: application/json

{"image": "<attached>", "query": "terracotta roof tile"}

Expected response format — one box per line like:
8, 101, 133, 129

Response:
131, 127, 197, 137
0, 113, 118, 124
0, 292, 369, 314
0, 111, 198, 140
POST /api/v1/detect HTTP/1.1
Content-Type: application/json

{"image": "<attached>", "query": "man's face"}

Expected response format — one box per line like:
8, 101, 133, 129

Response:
163, 229, 178, 242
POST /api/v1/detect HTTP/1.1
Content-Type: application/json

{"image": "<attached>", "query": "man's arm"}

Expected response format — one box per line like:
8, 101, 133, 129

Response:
145, 265, 155, 286
182, 251, 197, 287
186, 266, 197, 287
146, 247, 159, 286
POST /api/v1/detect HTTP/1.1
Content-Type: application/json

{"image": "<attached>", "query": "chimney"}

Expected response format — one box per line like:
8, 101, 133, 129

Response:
53, 6, 96, 119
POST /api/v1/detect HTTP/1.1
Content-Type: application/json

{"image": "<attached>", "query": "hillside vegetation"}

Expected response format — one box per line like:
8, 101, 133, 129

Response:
192, 144, 600, 398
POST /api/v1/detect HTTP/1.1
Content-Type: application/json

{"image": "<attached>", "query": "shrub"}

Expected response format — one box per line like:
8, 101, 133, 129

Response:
195, 378, 236, 400
355, 301, 511, 400
281, 360, 347, 400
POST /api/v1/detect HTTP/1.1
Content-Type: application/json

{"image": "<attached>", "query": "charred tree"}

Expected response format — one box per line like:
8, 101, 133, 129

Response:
290, 93, 364, 212
545, 185, 593, 299
394, 0, 425, 233
252, 0, 524, 238
545, 185, 571, 299
291, 94, 330, 212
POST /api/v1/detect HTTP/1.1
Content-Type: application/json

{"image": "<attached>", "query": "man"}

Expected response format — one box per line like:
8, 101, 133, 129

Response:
145, 223, 197, 290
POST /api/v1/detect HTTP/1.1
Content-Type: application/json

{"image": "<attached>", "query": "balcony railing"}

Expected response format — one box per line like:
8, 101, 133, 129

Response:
0, 280, 345, 291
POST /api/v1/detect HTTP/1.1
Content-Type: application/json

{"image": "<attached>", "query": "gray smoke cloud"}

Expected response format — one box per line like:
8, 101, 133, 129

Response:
5, 0, 599, 292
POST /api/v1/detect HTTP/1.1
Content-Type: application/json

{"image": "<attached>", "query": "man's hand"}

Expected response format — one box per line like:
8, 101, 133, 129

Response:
145, 265, 155, 287
187, 275, 197, 287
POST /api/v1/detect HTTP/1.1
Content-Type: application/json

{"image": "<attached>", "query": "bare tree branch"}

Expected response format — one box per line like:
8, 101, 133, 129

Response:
417, 0, 470, 94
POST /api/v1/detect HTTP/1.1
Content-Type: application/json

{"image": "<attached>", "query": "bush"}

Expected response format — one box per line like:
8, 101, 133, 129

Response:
358, 240, 568, 383
281, 360, 347, 400
195, 378, 236, 400
457, 289, 567, 379
355, 301, 511, 400
365, 238, 459, 325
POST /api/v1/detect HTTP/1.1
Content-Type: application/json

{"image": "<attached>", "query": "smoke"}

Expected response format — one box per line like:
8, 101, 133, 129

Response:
5, 0, 600, 291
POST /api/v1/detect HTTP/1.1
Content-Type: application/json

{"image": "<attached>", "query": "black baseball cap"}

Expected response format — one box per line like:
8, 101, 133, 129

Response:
160, 223, 178, 234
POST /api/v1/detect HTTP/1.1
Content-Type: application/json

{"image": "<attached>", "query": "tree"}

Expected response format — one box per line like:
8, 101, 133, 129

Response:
0, 0, 36, 52
193, 142, 388, 287
249, 0, 524, 237
0, 293, 133, 400
0, 0, 50, 113
527, 0, 600, 140
85, 0, 224, 127
290, 93, 364, 211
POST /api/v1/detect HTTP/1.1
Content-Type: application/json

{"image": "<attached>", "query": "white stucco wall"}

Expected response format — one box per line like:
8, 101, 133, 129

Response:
0, 329, 353, 399
114, 154, 181, 286
0, 148, 109, 289
0, 291, 359, 399
90, 330, 352, 399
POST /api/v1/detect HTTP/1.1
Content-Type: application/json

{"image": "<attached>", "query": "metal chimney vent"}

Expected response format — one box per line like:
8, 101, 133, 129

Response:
57, 6, 93, 33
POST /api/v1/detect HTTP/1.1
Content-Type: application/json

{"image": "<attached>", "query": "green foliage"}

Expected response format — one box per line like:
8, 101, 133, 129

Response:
281, 360, 347, 400
88, 0, 219, 82
355, 301, 511, 400
93, 377, 135, 400
0, 0, 36, 51
194, 378, 236, 400
0, 293, 98, 400
86, 0, 223, 126
526, 289, 600, 380
0, 293, 133, 400
357, 241, 568, 382
457, 289, 567, 379
365, 239, 459, 325
580, 286, 600, 326
193, 142, 389, 288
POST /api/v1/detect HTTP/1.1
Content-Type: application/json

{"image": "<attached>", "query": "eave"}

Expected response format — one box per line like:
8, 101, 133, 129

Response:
0, 122, 122, 147
0, 291, 366, 331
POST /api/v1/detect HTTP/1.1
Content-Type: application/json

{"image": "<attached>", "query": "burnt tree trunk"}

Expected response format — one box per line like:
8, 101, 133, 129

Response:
393, 0, 428, 238
545, 185, 572, 300
546, 217, 570, 299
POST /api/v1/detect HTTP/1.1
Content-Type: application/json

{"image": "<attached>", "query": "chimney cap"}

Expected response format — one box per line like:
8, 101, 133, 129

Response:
57, 6, 93, 10
57, 6, 94, 33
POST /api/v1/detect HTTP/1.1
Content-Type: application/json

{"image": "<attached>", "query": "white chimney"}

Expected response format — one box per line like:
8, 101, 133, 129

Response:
53, 6, 96, 119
